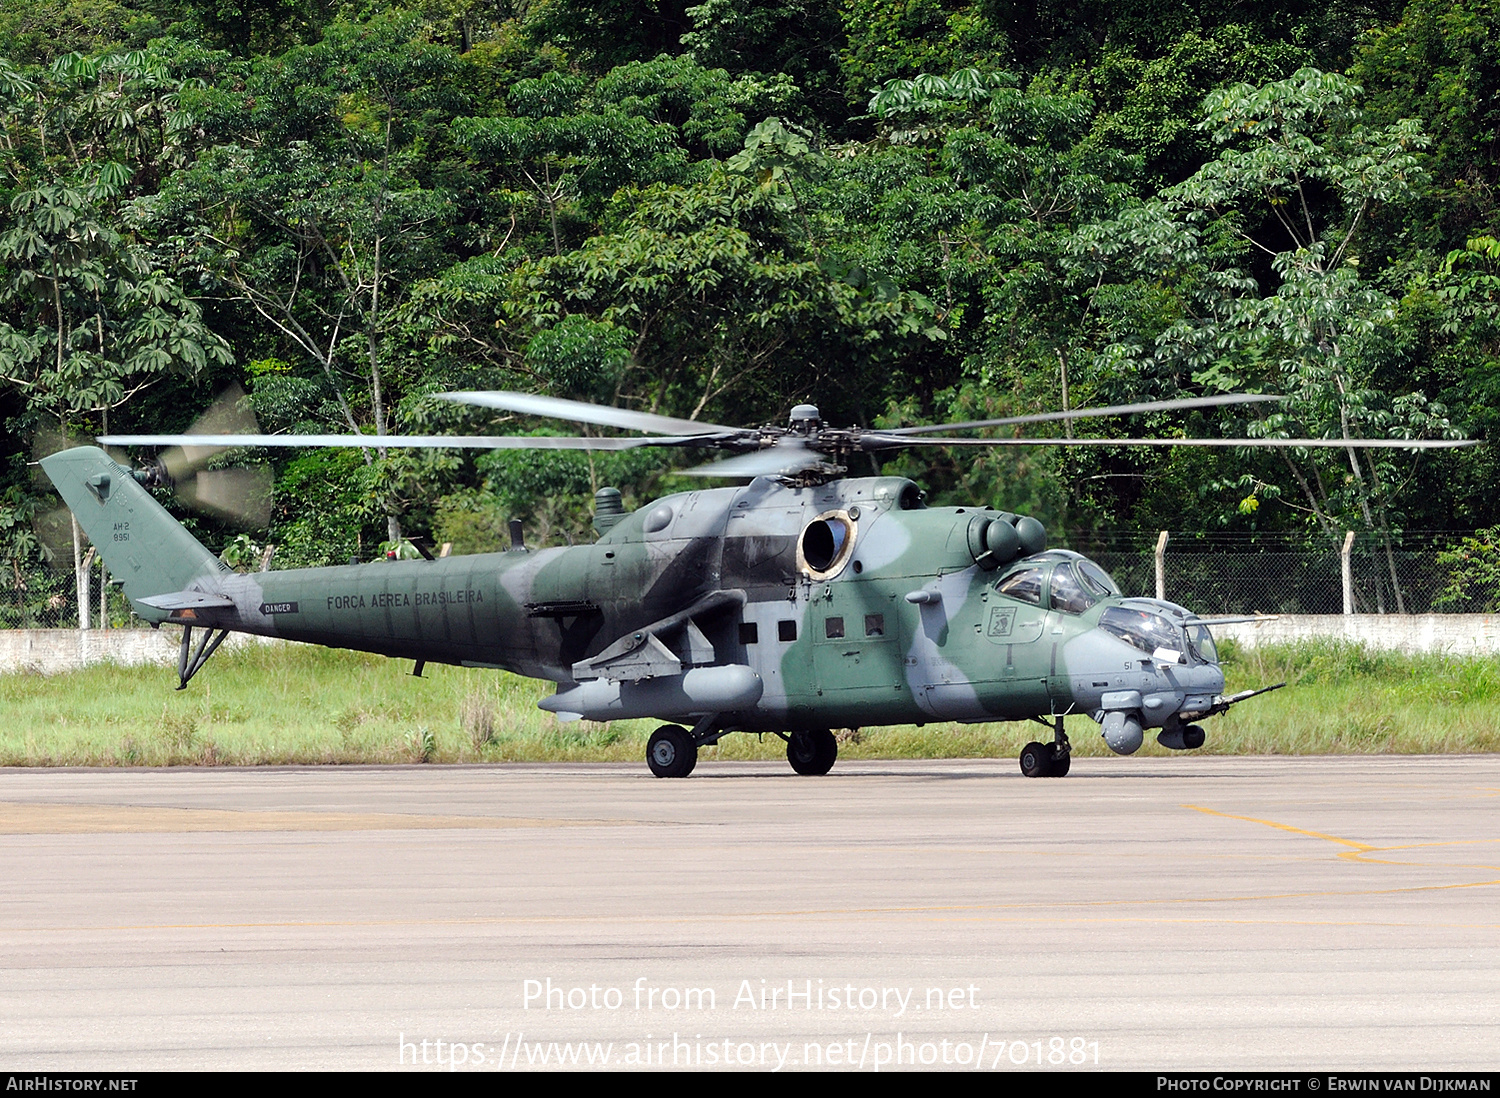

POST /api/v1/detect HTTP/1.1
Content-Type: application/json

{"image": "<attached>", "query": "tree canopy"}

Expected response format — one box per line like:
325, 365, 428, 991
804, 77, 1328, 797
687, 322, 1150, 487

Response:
1, 0, 1496, 614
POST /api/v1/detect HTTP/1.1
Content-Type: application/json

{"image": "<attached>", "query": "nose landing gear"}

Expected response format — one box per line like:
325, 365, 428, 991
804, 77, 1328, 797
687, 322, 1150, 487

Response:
1020, 716, 1072, 778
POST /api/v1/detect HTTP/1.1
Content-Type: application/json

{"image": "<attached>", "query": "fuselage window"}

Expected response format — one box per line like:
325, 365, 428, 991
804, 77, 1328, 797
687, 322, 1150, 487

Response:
825, 616, 845, 639
778, 620, 797, 642
739, 622, 759, 645
865, 613, 885, 637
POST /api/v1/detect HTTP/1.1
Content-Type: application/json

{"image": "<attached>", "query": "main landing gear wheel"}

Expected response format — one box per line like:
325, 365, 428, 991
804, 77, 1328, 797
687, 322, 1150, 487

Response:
647, 724, 697, 778
1019, 740, 1053, 778
786, 729, 838, 775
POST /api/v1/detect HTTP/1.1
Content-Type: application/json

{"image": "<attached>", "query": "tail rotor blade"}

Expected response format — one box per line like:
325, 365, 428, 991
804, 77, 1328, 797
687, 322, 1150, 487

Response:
160, 383, 262, 481
178, 466, 273, 530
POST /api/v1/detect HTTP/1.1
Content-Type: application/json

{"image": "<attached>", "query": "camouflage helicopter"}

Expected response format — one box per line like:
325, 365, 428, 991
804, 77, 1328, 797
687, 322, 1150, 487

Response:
44, 391, 1472, 779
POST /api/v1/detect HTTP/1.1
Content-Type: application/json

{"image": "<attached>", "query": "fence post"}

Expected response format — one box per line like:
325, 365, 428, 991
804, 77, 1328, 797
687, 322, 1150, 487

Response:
78, 544, 95, 632
1155, 530, 1169, 601
1341, 530, 1356, 615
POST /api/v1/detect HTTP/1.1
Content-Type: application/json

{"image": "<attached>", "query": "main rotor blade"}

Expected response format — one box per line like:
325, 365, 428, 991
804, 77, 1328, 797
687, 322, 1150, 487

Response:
439, 391, 742, 437
682, 440, 824, 477
872, 435, 1478, 449
99, 433, 681, 451
883, 394, 1284, 437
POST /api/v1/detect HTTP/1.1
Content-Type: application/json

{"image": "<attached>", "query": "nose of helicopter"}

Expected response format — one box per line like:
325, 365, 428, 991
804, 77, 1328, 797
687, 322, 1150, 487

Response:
1065, 603, 1227, 755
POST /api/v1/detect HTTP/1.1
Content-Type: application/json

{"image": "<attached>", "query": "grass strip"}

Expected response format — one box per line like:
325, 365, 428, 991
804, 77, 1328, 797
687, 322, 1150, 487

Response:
0, 638, 1496, 766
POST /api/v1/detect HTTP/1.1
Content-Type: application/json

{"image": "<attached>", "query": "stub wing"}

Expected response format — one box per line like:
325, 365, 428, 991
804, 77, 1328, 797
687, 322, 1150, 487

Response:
138, 591, 236, 612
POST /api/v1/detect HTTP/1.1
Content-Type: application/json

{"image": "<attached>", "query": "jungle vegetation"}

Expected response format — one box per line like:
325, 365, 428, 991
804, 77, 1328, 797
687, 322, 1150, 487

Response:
1, 0, 1498, 615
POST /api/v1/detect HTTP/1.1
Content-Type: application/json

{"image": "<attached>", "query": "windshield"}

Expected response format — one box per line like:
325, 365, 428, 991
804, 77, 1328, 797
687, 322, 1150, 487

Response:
1099, 607, 1183, 656
1049, 566, 1097, 614
1078, 560, 1120, 597
1188, 624, 1218, 663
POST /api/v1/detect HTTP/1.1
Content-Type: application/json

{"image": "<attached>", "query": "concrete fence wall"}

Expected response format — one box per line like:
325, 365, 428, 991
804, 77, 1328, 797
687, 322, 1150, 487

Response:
1211, 614, 1500, 656
1, 615, 1498, 676
0, 629, 280, 676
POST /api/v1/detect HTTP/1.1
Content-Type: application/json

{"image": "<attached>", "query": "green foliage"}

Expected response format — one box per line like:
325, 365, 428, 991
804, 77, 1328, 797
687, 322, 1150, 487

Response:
180, 0, 328, 56
0, 484, 47, 626
0, 0, 168, 65
1433, 527, 1500, 612
1086, 26, 1313, 184
594, 55, 800, 157
0, 182, 231, 423
523, 314, 629, 400
876, 386, 1070, 528
1352, 0, 1500, 243
839, 1, 1005, 105
218, 532, 262, 571
527, 0, 694, 73
1081, 69, 1459, 542
0, 2, 1497, 571
680, 0, 845, 122
432, 490, 514, 555
271, 449, 377, 566
0, 50, 234, 436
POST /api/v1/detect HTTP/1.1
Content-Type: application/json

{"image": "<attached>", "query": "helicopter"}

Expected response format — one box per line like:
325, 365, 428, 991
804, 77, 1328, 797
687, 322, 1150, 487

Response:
43, 391, 1474, 779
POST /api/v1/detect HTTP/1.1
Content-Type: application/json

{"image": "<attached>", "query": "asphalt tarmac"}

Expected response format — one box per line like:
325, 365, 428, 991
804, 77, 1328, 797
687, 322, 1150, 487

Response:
1, 755, 1496, 1072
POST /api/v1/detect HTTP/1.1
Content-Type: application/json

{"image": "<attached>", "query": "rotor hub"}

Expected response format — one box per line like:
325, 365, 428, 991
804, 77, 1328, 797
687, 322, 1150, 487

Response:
788, 404, 822, 434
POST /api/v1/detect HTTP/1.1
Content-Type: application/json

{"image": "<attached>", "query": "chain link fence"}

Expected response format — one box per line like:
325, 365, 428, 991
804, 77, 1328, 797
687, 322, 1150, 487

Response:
0, 559, 137, 630
1070, 530, 1499, 616
2, 529, 1497, 630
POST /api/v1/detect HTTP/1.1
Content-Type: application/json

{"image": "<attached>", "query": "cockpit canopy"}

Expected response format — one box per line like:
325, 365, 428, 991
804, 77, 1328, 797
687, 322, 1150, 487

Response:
1098, 603, 1219, 664
995, 550, 1121, 615
1099, 606, 1182, 654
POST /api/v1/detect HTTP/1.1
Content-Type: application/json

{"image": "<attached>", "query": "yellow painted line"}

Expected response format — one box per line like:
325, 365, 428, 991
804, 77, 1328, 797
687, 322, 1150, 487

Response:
0, 801, 633, 834
1183, 804, 1500, 871
1364, 839, 1500, 871
1184, 803, 1375, 852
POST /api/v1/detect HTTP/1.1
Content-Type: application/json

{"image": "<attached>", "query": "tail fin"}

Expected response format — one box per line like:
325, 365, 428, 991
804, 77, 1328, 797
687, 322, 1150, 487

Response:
41, 447, 223, 620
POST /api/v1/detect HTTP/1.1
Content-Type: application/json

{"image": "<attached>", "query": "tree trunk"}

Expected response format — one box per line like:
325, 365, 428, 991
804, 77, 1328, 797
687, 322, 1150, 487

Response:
1056, 347, 1073, 439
